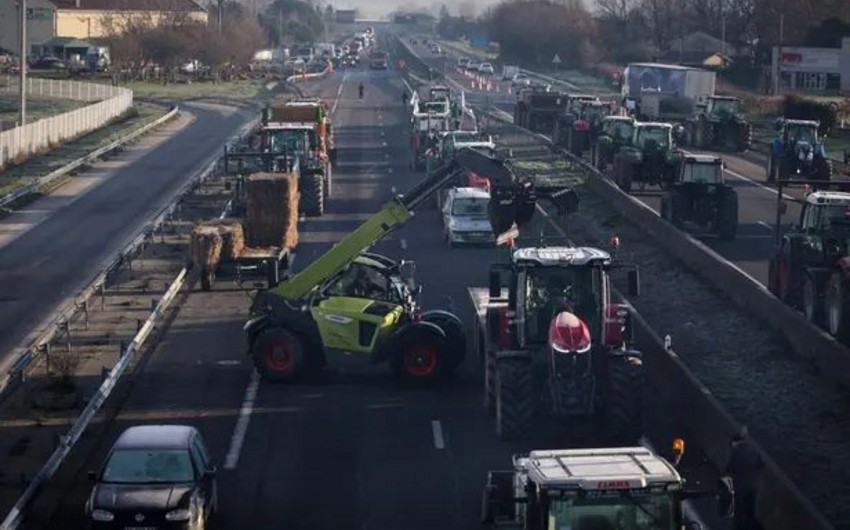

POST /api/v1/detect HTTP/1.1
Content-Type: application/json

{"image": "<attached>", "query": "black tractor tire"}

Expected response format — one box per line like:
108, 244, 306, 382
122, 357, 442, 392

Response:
815, 154, 833, 181
715, 190, 738, 240
591, 144, 602, 170
251, 327, 307, 383
604, 355, 645, 445
390, 326, 448, 384
300, 173, 325, 217
480, 330, 496, 412
737, 122, 752, 152
422, 311, 466, 374
615, 161, 633, 193
776, 237, 806, 308
495, 357, 535, 441
704, 120, 717, 149
826, 272, 850, 342
324, 162, 333, 202
803, 272, 825, 326
200, 267, 215, 291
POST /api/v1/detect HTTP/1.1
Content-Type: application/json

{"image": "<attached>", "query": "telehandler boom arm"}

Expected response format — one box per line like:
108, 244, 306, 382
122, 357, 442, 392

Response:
268, 148, 579, 301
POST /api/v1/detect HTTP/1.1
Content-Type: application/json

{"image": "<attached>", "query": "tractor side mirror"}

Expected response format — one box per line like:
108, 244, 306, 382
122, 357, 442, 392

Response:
489, 270, 502, 299
779, 201, 788, 216
716, 476, 735, 518
627, 268, 640, 297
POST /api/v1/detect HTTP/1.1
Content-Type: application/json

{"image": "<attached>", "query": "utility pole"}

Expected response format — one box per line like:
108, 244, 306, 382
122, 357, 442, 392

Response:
217, 0, 223, 38
775, 13, 784, 95
18, 0, 27, 127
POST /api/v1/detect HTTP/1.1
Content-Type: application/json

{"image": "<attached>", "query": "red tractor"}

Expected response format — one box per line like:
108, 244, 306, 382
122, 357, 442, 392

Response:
471, 245, 644, 443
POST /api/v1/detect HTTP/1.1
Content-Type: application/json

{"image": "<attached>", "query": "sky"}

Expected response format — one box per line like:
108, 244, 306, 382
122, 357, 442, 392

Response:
320, 0, 592, 20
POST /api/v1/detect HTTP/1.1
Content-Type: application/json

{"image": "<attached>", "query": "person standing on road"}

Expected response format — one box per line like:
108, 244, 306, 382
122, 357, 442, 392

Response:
725, 427, 764, 530
402, 89, 409, 106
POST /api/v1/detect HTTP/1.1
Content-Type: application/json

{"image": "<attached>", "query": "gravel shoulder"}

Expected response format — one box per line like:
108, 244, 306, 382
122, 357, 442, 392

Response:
487, 118, 850, 529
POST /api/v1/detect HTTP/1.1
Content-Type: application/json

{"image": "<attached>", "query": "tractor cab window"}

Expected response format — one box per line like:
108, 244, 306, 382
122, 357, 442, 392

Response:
682, 163, 722, 184
635, 127, 670, 149
325, 263, 392, 301
808, 204, 850, 232
524, 266, 600, 344
708, 98, 738, 115
609, 121, 633, 142
547, 493, 676, 530
269, 130, 308, 154
786, 125, 816, 144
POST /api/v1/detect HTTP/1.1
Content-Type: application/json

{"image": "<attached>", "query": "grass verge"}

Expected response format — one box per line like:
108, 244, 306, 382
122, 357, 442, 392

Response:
119, 80, 266, 101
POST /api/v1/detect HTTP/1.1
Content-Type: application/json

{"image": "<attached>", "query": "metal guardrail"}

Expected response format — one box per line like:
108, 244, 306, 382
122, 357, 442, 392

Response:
0, 115, 259, 530
0, 105, 179, 208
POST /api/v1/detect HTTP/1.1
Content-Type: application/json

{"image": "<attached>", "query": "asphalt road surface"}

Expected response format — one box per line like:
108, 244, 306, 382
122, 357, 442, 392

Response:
0, 102, 254, 374
23, 53, 727, 530
410, 39, 811, 287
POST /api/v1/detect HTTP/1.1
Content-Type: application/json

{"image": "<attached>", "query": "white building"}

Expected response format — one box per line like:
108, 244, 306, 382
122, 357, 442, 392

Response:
772, 38, 850, 93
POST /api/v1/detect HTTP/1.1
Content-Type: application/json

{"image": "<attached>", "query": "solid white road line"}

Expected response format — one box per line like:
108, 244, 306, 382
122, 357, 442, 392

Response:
431, 420, 446, 449
224, 370, 261, 470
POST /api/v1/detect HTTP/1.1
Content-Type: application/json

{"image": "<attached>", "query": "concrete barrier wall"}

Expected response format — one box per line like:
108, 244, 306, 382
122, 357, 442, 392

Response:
0, 78, 133, 170
633, 315, 834, 530
584, 173, 850, 390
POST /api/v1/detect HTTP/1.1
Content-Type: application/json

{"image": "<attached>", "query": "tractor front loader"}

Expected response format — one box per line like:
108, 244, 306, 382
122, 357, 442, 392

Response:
245, 148, 579, 385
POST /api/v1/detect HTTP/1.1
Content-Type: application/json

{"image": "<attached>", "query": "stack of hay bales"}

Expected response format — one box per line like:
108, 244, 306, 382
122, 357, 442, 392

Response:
189, 218, 245, 272
243, 172, 300, 251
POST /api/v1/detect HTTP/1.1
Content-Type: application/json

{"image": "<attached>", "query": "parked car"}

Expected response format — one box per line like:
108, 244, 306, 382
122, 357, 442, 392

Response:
466, 60, 482, 72
31, 56, 65, 70
85, 425, 218, 529
442, 187, 495, 247
478, 62, 495, 75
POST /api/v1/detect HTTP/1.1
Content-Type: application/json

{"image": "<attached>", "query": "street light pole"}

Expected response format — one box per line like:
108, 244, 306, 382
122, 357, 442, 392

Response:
19, 0, 27, 127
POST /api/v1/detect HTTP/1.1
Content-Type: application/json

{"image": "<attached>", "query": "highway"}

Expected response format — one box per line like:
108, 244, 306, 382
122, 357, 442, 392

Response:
21, 48, 726, 529
410, 41, 808, 286
0, 102, 255, 375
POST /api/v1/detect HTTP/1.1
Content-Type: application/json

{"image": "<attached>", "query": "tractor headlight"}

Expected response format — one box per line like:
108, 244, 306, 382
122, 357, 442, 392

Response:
165, 508, 193, 522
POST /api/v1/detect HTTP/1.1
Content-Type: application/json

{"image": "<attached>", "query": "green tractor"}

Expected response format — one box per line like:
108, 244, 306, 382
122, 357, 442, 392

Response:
589, 115, 635, 172
613, 122, 684, 193
684, 95, 751, 152
244, 149, 579, 384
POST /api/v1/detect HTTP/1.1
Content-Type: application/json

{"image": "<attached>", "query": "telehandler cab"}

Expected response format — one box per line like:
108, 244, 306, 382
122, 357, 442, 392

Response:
244, 148, 580, 384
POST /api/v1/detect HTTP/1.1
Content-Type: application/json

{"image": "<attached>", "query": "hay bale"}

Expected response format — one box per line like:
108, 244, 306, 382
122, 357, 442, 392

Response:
244, 172, 299, 249
201, 218, 245, 261
190, 226, 223, 271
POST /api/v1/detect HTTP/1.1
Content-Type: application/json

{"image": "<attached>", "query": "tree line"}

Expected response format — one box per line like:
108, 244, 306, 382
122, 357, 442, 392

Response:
104, 0, 326, 83
441, 0, 850, 71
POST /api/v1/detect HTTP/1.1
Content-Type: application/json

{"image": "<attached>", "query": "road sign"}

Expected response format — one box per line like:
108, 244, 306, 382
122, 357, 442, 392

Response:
552, 53, 562, 65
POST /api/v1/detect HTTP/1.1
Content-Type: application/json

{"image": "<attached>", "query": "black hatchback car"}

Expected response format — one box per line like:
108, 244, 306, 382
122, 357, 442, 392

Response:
85, 425, 218, 529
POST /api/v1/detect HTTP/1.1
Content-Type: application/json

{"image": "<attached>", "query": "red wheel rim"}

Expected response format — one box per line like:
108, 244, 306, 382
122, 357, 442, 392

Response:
264, 341, 292, 372
403, 344, 437, 377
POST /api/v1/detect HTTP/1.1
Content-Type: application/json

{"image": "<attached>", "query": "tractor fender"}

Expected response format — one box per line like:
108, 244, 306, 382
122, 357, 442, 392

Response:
421, 309, 464, 330
244, 315, 271, 350
607, 348, 643, 360
392, 320, 446, 345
